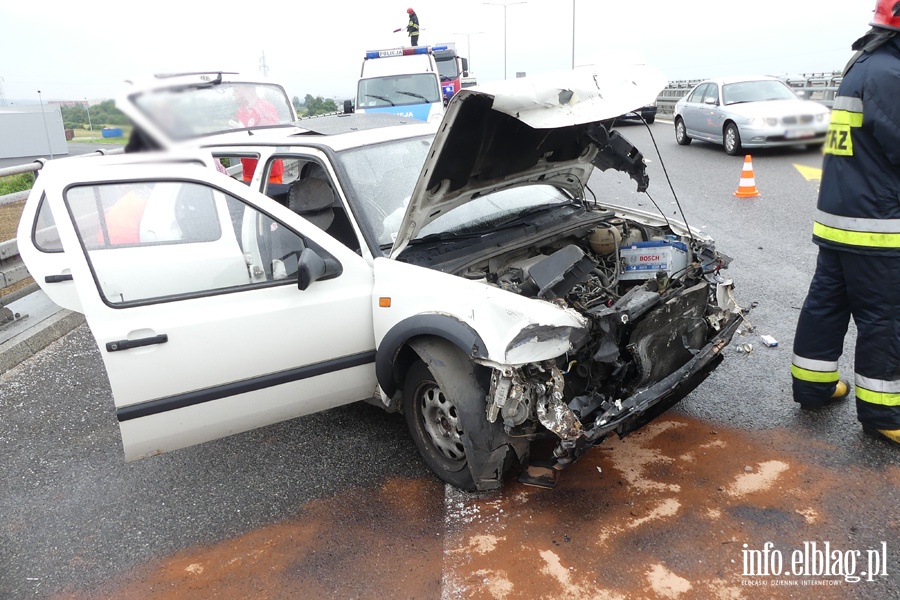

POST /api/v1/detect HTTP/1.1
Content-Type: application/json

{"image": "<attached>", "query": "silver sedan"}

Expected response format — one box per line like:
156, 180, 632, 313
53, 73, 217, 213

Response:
673, 76, 830, 155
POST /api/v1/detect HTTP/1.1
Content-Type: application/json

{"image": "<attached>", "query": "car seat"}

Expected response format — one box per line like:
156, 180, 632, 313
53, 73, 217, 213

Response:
291, 163, 361, 253
287, 178, 336, 230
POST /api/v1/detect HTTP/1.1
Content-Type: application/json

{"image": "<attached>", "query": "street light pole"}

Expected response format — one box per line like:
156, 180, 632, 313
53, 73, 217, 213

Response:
84, 97, 93, 136
37, 90, 54, 160
572, 0, 576, 70
483, 2, 526, 80
453, 31, 483, 73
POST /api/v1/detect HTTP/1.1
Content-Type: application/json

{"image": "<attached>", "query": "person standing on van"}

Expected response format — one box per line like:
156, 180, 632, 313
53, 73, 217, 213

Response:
406, 8, 420, 46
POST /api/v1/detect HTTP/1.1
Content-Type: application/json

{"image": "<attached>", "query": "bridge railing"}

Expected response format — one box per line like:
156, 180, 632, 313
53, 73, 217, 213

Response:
0, 149, 126, 306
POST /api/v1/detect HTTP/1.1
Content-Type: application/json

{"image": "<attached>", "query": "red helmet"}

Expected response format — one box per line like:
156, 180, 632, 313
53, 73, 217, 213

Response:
871, 0, 900, 31
407, 7, 414, 13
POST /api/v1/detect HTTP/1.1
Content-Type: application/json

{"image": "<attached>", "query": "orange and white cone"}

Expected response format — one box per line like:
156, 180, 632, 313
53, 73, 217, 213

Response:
733, 154, 761, 198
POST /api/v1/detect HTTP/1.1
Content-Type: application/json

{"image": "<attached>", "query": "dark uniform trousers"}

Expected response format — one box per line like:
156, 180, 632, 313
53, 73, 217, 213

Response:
793, 248, 900, 429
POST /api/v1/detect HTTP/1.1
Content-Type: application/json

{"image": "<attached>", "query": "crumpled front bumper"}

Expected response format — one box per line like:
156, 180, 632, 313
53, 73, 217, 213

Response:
551, 310, 743, 467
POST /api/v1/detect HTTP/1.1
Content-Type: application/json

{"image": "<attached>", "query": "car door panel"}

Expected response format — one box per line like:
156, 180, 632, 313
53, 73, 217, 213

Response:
681, 83, 708, 137
17, 193, 83, 312
701, 84, 723, 141
42, 163, 377, 460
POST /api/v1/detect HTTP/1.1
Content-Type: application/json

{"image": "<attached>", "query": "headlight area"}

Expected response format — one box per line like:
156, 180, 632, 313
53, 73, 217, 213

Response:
748, 117, 778, 128
481, 275, 745, 476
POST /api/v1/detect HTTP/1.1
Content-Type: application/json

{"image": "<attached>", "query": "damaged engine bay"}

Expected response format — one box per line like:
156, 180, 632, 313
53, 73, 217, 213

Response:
452, 213, 742, 474
383, 97, 747, 487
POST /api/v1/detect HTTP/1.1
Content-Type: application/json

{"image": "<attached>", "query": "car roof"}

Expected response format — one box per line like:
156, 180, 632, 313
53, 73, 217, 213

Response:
698, 75, 784, 86
186, 114, 439, 153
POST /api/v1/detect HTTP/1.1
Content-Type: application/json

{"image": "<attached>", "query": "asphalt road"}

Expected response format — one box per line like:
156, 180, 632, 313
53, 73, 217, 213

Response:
1, 122, 897, 599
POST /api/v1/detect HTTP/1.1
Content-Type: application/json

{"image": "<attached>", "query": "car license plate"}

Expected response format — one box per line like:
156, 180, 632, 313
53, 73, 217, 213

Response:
785, 128, 816, 139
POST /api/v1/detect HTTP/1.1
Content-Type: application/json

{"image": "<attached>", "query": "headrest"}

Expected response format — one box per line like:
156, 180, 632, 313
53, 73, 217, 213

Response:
288, 178, 334, 229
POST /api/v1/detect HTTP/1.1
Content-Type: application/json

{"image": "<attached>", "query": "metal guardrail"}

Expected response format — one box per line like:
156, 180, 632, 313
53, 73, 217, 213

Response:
0, 148, 125, 301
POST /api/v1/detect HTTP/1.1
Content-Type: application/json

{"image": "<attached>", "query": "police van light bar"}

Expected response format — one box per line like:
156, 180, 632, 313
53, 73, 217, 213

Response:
365, 46, 447, 59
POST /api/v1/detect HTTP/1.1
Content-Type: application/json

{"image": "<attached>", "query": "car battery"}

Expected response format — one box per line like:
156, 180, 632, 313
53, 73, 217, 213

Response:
619, 239, 689, 280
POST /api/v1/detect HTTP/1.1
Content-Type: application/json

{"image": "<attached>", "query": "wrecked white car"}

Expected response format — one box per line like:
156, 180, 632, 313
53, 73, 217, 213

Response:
18, 71, 744, 491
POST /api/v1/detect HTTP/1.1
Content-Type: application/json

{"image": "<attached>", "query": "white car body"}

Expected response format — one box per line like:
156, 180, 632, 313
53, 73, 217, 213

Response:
19, 67, 745, 490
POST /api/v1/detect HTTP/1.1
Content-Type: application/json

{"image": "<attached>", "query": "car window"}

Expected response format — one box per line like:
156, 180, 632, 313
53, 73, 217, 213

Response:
687, 84, 710, 103
212, 154, 264, 184
64, 180, 315, 306
419, 185, 573, 238
128, 82, 294, 142
32, 194, 63, 253
722, 80, 798, 105
357, 74, 442, 108
703, 84, 719, 104
435, 54, 460, 80
263, 157, 362, 254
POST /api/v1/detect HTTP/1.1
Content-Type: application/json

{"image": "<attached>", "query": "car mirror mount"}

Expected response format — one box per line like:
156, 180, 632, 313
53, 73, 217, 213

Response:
298, 248, 341, 290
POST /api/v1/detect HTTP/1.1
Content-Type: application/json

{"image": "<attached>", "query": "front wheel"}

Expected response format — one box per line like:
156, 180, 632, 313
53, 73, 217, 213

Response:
403, 351, 521, 491
724, 123, 742, 156
675, 118, 691, 145
404, 361, 470, 487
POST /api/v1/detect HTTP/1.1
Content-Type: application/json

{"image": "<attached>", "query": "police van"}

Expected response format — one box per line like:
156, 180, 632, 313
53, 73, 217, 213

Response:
350, 46, 446, 123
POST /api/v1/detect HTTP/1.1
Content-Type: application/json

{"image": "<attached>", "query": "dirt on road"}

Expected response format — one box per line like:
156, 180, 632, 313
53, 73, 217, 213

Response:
56, 414, 899, 600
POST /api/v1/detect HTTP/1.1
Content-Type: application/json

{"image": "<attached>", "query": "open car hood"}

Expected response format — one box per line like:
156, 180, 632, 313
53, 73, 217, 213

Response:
389, 63, 667, 258
115, 72, 297, 148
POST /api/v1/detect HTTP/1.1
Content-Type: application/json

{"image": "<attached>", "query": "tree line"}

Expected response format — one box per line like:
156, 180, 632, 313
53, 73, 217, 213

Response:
60, 99, 128, 130
292, 94, 339, 117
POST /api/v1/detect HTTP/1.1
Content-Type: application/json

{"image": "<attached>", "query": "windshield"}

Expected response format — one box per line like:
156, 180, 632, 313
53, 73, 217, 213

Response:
357, 74, 441, 108
418, 185, 574, 241
435, 54, 460, 81
722, 80, 798, 105
129, 82, 295, 141
337, 136, 575, 249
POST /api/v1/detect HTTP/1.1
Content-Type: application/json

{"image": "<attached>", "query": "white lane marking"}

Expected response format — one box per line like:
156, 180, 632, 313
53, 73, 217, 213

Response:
441, 483, 510, 599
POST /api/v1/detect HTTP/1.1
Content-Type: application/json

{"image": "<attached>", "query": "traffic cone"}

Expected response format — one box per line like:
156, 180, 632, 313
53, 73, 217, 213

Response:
733, 155, 761, 198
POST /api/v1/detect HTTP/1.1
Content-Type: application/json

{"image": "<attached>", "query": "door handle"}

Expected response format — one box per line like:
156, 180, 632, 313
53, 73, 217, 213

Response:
45, 274, 73, 283
106, 334, 168, 352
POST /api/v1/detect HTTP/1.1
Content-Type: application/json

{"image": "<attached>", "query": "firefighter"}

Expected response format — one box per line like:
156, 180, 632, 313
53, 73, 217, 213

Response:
791, 0, 900, 447
406, 8, 420, 46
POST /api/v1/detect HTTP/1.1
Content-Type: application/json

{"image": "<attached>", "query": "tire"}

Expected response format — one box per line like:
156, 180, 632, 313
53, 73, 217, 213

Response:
675, 118, 691, 145
724, 122, 742, 156
403, 356, 518, 491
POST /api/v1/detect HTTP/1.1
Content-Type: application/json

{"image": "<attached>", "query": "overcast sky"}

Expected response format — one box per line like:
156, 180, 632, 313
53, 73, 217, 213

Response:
0, 0, 877, 104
